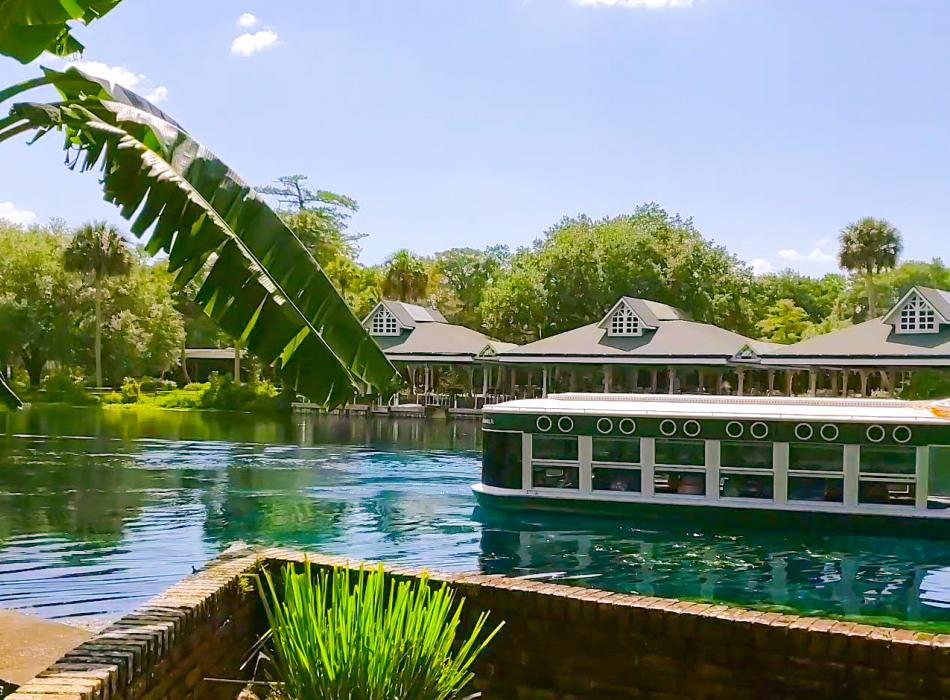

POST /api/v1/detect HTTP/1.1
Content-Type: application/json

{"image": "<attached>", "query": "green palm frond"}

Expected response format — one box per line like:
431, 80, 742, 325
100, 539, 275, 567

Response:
0, 0, 123, 63
0, 67, 402, 408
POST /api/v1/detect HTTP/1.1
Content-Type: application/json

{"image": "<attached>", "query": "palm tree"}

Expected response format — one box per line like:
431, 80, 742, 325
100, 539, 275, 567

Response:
63, 222, 133, 387
383, 250, 429, 303
838, 217, 903, 318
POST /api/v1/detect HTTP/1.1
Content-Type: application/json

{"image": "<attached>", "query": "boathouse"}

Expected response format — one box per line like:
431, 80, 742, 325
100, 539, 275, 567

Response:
362, 300, 515, 398
760, 286, 950, 396
495, 296, 778, 396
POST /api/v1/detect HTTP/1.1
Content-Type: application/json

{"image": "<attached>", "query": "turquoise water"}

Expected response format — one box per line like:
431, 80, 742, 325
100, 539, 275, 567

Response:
3, 406, 950, 629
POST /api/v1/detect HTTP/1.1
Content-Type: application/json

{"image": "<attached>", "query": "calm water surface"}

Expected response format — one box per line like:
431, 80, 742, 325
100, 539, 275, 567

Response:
3, 405, 950, 630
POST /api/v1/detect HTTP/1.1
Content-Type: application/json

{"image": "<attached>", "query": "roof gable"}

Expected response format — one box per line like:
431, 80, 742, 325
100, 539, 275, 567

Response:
881, 287, 950, 335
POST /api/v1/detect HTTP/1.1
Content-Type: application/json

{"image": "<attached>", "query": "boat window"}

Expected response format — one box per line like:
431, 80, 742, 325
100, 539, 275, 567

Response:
860, 446, 916, 475
788, 444, 843, 472
482, 431, 522, 490
655, 439, 706, 467
593, 467, 641, 493
533, 435, 578, 462
654, 470, 706, 496
593, 437, 641, 464
859, 480, 915, 506
928, 446, 950, 510
720, 441, 773, 470
531, 465, 579, 489
788, 476, 843, 503
720, 474, 773, 500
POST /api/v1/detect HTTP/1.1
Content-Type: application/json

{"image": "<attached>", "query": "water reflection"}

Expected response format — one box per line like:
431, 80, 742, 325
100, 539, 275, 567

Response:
2, 407, 950, 629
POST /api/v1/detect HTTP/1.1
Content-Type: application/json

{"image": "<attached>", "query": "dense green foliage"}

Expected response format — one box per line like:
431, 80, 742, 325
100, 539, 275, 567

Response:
0, 223, 184, 387
257, 560, 502, 700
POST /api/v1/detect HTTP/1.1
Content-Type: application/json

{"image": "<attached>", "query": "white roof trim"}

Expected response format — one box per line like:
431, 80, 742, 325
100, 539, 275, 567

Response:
882, 287, 950, 326
598, 298, 657, 331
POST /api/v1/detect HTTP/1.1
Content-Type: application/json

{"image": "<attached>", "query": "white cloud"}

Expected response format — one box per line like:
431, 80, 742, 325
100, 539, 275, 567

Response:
0, 202, 37, 225
64, 59, 169, 104
231, 30, 279, 57
749, 258, 773, 276
571, 0, 697, 8
237, 12, 259, 28
777, 246, 835, 263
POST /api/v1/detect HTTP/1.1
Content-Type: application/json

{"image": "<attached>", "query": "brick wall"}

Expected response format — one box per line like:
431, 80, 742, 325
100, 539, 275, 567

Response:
10, 547, 950, 700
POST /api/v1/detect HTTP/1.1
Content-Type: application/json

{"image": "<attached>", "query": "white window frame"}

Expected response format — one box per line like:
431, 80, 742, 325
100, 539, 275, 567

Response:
607, 305, 643, 337
370, 308, 400, 336
896, 292, 939, 334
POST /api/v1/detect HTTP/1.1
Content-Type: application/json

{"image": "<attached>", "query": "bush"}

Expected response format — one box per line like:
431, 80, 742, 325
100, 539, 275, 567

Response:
200, 372, 278, 411
9, 368, 30, 395
138, 376, 178, 392
120, 377, 142, 404
155, 385, 206, 408
257, 561, 502, 700
899, 370, 950, 400
40, 368, 96, 405
100, 391, 124, 405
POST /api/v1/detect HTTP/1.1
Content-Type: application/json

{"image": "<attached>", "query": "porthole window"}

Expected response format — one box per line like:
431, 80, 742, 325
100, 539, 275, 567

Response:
893, 426, 913, 444
866, 425, 886, 443
597, 417, 614, 434
820, 424, 840, 442
683, 420, 701, 437
794, 423, 814, 441
750, 422, 769, 440
557, 416, 575, 433
536, 416, 552, 432
659, 419, 677, 437
619, 418, 637, 435
725, 421, 744, 439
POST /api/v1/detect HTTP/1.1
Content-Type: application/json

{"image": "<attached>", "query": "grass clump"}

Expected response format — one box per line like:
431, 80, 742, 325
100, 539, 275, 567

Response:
257, 561, 502, 700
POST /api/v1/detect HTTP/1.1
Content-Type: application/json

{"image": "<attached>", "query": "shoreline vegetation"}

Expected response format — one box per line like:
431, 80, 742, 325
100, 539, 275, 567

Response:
14, 370, 288, 414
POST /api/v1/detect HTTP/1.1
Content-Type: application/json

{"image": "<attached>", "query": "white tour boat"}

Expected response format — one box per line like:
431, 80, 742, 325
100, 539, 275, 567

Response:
473, 393, 950, 534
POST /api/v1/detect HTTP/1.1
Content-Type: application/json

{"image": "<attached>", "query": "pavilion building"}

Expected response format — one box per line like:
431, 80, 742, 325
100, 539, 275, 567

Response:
759, 286, 950, 396
362, 300, 515, 397
494, 297, 779, 397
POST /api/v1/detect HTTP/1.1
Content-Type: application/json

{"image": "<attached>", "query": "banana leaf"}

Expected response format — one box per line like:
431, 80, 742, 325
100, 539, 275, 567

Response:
0, 372, 22, 410
0, 67, 402, 408
0, 0, 123, 63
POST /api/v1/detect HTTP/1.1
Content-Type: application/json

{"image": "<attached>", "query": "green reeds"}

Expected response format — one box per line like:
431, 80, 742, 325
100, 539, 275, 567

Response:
256, 560, 503, 700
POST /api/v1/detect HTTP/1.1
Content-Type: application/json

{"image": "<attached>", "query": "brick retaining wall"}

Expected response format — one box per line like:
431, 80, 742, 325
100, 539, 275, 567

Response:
9, 547, 950, 700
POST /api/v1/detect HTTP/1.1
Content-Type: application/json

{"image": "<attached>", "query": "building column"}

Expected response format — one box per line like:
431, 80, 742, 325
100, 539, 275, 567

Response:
668, 368, 677, 395
859, 369, 869, 397
482, 366, 489, 395
831, 370, 839, 395
423, 364, 430, 393
840, 370, 849, 398
650, 369, 659, 393
409, 366, 417, 393
714, 371, 724, 395
737, 369, 746, 396
467, 366, 475, 396
510, 366, 517, 396
808, 369, 818, 396
784, 370, 795, 396
767, 369, 776, 395
603, 365, 612, 393
542, 367, 549, 398
697, 371, 706, 394
631, 367, 640, 393
570, 367, 578, 392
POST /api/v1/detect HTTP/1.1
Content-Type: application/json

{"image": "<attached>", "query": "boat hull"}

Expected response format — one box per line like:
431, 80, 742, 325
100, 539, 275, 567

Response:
471, 484, 950, 538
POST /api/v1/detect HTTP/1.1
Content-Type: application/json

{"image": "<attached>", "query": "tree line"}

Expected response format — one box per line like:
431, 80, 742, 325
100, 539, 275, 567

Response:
1, 176, 943, 390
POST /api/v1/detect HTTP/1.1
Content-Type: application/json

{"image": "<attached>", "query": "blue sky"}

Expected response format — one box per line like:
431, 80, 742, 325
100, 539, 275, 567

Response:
1, 0, 948, 274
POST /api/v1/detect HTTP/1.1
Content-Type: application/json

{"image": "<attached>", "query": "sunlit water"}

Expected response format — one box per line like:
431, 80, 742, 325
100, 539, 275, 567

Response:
3, 406, 950, 630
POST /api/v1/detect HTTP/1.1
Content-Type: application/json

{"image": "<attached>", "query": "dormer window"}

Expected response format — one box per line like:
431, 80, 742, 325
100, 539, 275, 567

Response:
371, 308, 399, 336
608, 306, 642, 337
897, 293, 938, 334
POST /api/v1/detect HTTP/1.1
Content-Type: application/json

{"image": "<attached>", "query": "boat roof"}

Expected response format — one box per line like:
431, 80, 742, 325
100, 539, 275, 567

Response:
485, 393, 950, 425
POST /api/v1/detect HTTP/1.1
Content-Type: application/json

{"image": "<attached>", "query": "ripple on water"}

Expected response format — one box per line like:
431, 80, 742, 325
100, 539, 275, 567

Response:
3, 408, 950, 628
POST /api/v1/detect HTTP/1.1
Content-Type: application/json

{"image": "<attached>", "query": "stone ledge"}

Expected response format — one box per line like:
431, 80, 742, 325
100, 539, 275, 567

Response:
8, 546, 950, 700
